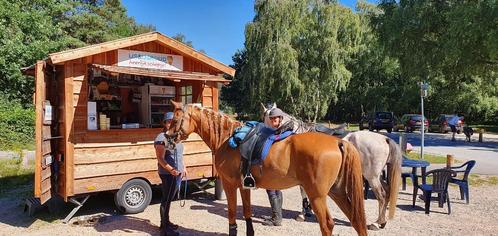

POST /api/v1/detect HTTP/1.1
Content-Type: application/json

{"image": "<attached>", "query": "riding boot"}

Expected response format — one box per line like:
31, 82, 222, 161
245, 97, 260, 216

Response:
262, 195, 282, 226
302, 197, 313, 217
276, 192, 283, 223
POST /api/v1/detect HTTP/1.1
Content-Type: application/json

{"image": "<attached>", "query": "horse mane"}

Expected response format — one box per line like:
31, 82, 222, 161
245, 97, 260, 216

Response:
189, 105, 242, 150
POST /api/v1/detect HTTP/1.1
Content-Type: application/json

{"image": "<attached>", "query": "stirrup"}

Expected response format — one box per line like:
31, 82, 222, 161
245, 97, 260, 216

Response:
242, 174, 257, 190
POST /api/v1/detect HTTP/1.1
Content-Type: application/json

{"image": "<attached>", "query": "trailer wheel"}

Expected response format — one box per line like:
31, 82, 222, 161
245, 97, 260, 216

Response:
114, 179, 152, 214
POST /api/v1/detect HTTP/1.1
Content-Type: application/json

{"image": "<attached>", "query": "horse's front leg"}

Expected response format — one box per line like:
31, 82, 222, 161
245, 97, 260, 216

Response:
224, 183, 238, 236
240, 188, 255, 236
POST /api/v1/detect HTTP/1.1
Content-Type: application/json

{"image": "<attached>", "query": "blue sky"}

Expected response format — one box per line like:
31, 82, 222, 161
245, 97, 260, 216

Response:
122, 0, 375, 66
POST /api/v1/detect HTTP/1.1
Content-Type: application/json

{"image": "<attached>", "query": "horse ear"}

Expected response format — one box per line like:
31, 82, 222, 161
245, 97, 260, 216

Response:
171, 101, 182, 110
260, 102, 267, 112
272, 102, 277, 109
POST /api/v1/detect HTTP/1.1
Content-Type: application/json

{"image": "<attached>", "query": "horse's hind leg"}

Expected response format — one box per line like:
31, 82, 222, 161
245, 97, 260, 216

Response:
240, 188, 255, 236
328, 188, 365, 235
368, 177, 388, 230
309, 196, 334, 236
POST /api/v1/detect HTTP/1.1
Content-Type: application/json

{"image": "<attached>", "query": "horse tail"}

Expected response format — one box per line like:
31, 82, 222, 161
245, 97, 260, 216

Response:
386, 138, 402, 219
340, 141, 367, 236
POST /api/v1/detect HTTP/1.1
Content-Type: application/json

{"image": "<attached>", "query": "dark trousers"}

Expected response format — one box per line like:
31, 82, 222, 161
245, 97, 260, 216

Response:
160, 174, 179, 228
266, 189, 282, 199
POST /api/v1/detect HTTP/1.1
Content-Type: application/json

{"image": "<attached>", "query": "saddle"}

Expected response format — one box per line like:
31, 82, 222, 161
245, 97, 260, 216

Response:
229, 122, 294, 189
313, 123, 347, 137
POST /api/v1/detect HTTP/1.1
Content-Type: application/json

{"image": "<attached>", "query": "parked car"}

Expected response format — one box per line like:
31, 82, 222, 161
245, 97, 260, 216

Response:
429, 114, 464, 134
394, 114, 429, 132
359, 111, 395, 133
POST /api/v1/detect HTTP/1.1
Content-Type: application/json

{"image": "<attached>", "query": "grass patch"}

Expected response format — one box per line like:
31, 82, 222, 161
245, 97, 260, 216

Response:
472, 124, 498, 135
468, 174, 498, 187
405, 152, 454, 164
402, 174, 498, 188
346, 123, 359, 131
0, 158, 34, 197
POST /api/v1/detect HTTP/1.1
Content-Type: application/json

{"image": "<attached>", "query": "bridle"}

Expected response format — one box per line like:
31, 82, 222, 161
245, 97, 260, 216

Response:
168, 104, 194, 143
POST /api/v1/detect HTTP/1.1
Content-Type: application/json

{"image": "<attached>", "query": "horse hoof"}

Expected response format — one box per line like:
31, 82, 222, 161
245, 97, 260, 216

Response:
229, 223, 238, 236
367, 223, 381, 231
379, 222, 387, 229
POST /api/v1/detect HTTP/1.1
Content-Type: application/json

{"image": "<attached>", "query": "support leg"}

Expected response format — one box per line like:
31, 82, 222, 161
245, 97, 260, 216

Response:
63, 195, 91, 224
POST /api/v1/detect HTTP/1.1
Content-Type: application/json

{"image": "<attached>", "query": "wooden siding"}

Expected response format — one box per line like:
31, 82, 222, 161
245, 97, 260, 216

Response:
57, 40, 224, 199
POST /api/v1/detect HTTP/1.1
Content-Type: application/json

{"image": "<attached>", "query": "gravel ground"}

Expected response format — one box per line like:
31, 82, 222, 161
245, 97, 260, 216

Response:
1, 182, 498, 236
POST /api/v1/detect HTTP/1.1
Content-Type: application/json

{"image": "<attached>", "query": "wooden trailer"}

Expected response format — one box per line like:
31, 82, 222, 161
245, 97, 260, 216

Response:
26, 32, 234, 220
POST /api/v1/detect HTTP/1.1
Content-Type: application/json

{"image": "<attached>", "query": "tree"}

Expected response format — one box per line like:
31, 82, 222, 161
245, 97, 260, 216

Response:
225, 0, 360, 121
331, 1, 409, 121
172, 33, 194, 48
374, 0, 498, 122
0, 0, 155, 105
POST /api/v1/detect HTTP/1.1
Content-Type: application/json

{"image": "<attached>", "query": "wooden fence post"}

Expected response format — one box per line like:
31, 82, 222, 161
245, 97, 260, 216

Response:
479, 129, 484, 143
446, 154, 454, 169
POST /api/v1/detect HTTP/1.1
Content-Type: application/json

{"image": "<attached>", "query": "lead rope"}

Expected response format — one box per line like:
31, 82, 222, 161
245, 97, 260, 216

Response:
174, 147, 188, 207
179, 175, 188, 207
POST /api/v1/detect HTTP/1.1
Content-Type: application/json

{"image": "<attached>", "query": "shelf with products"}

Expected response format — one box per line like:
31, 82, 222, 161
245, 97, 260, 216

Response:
141, 84, 176, 128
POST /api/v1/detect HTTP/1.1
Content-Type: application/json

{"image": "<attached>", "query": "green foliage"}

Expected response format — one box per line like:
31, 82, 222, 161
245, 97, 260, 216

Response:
172, 33, 194, 47
331, 1, 405, 121
0, 0, 155, 105
0, 158, 34, 197
224, 0, 360, 121
373, 0, 498, 123
0, 95, 35, 150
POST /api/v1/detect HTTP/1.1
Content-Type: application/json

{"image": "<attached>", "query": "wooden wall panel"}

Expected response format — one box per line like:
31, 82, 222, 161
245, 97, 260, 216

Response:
73, 165, 212, 195
183, 152, 213, 167
74, 144, 155, 165
73, 171, 160, 195
184, 140, 211, 154
74, 159, 158, 179
60, 40, 225, 198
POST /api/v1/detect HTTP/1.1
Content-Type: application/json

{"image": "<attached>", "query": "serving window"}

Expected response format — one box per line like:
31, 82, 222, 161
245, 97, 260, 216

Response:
87, 68, 179, 130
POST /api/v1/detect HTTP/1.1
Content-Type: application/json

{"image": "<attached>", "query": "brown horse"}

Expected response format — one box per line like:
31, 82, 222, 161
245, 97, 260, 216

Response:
167, 102, 367, 236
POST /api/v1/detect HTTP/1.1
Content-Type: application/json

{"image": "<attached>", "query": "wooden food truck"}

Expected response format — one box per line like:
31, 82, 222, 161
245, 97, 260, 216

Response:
24, 32, 234, 220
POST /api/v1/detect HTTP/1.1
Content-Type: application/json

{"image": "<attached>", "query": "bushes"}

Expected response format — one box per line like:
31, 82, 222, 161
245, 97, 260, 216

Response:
0, 95, 34, 150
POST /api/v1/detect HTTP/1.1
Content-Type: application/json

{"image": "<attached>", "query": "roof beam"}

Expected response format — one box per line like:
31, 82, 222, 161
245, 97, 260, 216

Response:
49, 32, 158, 64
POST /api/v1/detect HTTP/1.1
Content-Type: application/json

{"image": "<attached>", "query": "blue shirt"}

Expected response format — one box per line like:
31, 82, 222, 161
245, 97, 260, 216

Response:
448, 116, 460, 126
154, 132, 184, 175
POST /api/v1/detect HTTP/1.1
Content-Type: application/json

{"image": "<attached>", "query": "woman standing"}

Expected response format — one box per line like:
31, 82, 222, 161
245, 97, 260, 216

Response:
154, 112, 186, 236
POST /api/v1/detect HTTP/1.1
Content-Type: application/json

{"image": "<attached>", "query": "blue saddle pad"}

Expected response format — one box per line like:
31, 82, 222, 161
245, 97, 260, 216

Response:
258, 130, 294, 162
229, 121, 259, 148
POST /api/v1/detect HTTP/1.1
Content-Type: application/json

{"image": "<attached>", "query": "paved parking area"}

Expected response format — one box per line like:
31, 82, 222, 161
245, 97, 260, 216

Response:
384, 131, 498, 175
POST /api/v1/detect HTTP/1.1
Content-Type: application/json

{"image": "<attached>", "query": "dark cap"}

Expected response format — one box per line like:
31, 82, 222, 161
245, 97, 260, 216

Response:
268, 108, 284, 118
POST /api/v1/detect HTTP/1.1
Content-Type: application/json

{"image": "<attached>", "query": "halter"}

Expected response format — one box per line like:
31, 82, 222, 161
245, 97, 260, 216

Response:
169, 104, 187, 141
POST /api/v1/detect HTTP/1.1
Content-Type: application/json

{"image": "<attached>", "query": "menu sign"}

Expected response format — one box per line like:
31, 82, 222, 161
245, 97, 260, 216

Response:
117, 49, 183, 71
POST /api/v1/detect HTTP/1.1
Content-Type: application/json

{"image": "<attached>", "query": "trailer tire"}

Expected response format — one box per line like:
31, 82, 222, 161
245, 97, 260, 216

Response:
114, 179, 152, 214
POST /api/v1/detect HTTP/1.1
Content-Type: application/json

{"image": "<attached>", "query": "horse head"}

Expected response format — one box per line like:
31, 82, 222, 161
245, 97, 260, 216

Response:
261, 102, 277, 125
167, 101, 196, 142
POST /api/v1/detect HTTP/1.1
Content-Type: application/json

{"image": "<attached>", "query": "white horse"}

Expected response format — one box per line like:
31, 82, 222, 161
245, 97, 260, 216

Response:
262, 104, 402, 230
